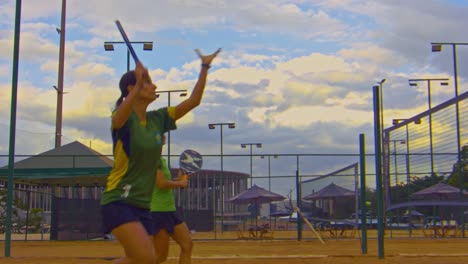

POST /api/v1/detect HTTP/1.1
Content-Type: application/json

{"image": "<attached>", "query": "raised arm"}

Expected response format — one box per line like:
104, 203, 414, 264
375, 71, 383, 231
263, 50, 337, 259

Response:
112, 62, 149, 129
173, 48, 221, 120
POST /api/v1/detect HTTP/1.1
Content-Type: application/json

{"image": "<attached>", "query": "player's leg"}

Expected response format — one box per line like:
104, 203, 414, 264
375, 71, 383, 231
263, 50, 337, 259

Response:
102, 202, 155, 264
112, 221, 155, 264
152, 229, 171, 263
171, 222, 193, 264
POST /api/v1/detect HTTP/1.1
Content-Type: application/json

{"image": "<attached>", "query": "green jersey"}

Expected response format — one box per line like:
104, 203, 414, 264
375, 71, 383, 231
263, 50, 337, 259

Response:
150, 157, 176, 212
100, 108, 176, 209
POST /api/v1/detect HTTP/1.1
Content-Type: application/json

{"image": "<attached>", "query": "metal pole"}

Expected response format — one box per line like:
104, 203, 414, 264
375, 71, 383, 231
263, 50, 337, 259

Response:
393, 141, 398, 186
212, 169, 216, 239
5, 0, 22, 257
427, 80, 435, 177
268, 155, 271, 227
55, 0, 66, 148
405, 124, 412, 238
295, 155, 302, 241
249, 145, 253, 187
167, 94, 171, 168
380, 88, 383, 142
379, 81, 385, 150
155, 90, 186, 168
359, 134, 367, 254
373, 85, 385, 259
268, 156, 271, 191
451, 45, 464, 237
220, 126, 224, 232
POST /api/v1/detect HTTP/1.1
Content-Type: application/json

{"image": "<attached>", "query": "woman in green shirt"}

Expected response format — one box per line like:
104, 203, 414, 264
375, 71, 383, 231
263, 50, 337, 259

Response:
101, 48, 220, 264
151, 135, 191, 264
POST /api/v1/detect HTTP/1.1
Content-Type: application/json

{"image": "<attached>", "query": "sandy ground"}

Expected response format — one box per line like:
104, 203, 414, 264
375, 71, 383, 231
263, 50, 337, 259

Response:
0, 233, 467, 264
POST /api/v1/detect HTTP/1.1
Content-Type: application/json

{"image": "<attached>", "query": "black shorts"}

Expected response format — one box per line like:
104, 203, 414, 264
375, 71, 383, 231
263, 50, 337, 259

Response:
151, 211, 183, 235
101, 201, 154, 235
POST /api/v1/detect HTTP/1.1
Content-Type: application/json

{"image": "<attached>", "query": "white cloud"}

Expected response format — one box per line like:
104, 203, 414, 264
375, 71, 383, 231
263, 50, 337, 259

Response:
272, 104, 372, 128
1, 1, 466, 199
72, 63, 114, 80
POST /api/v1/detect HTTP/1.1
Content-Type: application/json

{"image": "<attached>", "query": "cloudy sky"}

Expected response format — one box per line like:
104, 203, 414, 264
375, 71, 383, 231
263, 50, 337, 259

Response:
1, 0, 467, 196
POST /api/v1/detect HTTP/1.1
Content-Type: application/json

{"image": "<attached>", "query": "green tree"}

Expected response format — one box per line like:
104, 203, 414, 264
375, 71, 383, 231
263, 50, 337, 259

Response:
446, 145, 468, 190
0, 188, 44, 234
28, 208, 44, 233
0, 188, 21, 233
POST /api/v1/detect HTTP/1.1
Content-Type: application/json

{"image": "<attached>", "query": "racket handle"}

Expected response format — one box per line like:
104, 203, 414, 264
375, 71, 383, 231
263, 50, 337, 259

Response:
115, 20, 140, 64
179, 174, 189, 189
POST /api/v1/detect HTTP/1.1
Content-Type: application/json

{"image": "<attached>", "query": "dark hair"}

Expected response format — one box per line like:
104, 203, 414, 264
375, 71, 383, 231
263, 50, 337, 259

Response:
115, 70, 137, 108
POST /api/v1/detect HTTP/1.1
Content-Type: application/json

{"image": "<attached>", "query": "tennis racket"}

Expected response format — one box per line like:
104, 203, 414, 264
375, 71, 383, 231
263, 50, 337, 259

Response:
179, 149, 203, 176
114, 20, 140, 64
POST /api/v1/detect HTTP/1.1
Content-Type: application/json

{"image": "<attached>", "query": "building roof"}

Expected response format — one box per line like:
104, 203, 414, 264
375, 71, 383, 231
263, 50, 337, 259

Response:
0, 141, 112, 186
8, 141, 113, 169
0, 141, 249, 186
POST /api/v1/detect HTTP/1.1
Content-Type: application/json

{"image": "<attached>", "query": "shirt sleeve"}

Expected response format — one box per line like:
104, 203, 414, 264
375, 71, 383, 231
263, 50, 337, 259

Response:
149, 107, 177, 134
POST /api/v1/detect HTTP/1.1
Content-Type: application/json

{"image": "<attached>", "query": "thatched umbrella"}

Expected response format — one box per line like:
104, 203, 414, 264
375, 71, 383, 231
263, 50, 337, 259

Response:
228, 185, 286, 228
303, 183, 354, 219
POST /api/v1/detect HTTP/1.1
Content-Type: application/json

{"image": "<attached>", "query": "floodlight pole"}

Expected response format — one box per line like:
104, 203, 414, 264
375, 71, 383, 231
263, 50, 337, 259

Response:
104, 41, 154, 72
261, 154, 277, 191
389, 139, 406, 186
295, 155, 302, 241
6, 0, 22, 258
373, 85, 384, 259
209, 123, 236, 234
155, 90, 187, 169
241, 143, 262, 187
408, 78, 449, 177
359, 134, 368, 254
432, 42, 466, 237
55, 0, 66, 148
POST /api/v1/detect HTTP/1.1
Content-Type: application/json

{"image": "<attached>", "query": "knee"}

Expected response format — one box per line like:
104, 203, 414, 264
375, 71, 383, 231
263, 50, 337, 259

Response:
180, 239, 193, 252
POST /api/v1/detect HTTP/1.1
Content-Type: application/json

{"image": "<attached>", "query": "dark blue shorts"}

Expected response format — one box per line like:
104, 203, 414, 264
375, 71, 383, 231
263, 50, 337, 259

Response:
151, 211, 183, 235
101, 201, 154, 235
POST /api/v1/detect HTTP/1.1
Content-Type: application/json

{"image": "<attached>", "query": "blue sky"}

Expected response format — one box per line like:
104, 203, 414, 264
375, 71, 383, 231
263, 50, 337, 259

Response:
1, 0, 468, 196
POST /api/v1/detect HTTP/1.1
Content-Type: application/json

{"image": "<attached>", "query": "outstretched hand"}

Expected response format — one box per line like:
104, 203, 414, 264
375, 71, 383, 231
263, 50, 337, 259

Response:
195, 48, 222, 66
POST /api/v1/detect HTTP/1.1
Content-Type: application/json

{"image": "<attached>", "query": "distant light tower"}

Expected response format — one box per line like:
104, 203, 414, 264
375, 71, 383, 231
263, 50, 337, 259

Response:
393, 118, 422, 237
155, 89, 187, 168
392, 118, 422, 185
389, 139, 406, 186
104, 41, 154, 72
241, 143, 263, 187
260, 154, 278, 191
55, 0, 67, 148
208, 122, 236, 233
431, 42, 466, 204
408, 78, 449, 177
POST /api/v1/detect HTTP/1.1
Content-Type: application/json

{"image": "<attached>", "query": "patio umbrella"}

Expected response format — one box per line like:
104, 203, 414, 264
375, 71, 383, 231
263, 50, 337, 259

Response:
303, 183, 354, 219
303, 183, 354, 200
411, 182, 468, 224
228, 185, 286, 227
411, 182, 468, 200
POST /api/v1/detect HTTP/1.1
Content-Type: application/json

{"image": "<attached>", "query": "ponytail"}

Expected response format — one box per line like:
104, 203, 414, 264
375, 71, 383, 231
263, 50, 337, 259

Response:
115, 70, 135, 109
115, 95, 124, 109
